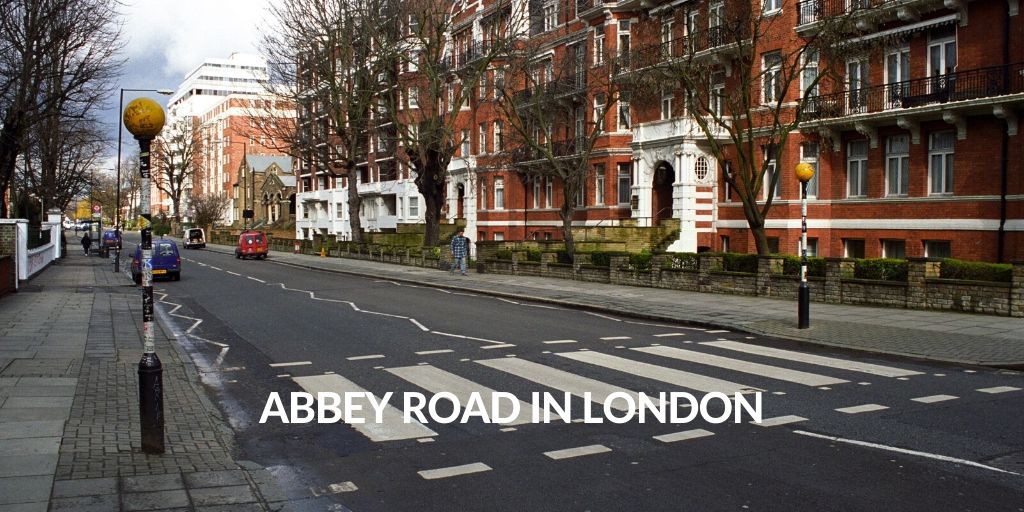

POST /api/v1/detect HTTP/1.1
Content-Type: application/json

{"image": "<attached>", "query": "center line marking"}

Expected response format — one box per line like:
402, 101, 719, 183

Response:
226, 271, 241, 276
600, 336, 631, 341
653, 333, 686, 337
269, 361, 312, 368
209, 266, 222, 271
247, 276, 265, 283
544, 444, 612, 460
418, 462, 492, 480
543, 339, 578, 344
415, 349, 454, 355
347, 354, 386, 361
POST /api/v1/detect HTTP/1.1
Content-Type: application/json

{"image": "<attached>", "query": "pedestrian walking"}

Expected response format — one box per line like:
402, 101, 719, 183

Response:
81, 232, 92, 256
449, 228, 470, 276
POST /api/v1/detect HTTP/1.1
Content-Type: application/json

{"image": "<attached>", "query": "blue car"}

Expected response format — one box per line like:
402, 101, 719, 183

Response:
131, 240, 181, 283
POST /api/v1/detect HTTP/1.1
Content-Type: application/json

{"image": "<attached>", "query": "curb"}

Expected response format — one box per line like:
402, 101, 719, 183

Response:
194, 242, 1020, 369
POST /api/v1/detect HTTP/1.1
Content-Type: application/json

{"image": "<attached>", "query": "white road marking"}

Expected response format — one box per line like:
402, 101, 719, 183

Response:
476, 357, 644, 412
197, 262, 208, 267
653, 429, 715, 443
327, 481, 358, 493
418, 462, 492, 480
585, 312, 621, 322
558, 351, 759, 394
417, 438, 434, 443
836, 404, 889, 414
276, 374, 291, 378
978, 386, 1021, 394
706, 330, 730, 334
480, 343, 516, 350
600, 336, 631, 341
269, 361, 312, 368
247, 276, 265, 283
753, 415, 807, 427
409, 319, 429, 331
293, 374, 436, 442
347, 354, 385, 361
544, 444, 611, 460
209, 266, 222, 271
542, 339, 578, 344
500, 427, 517, 432
386, 365, 532, 425
702, 340, 923, 378
653, 333, 686, 337
963, 369, 977, 373
912, 395, 958, 403
415, 349, 454, 355
793, 430, 1020, 476
226, 271, 241, 276
633, 346, 848, 387
432, 331, 508, 345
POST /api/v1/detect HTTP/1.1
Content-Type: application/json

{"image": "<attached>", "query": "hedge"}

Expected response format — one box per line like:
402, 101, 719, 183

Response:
525, 248, 542, 262
723, 253, 758, 273
854, 258, 908, 281
589, 251, 611, 267
663, 252, 699, 271
494, 249, 513, 261
940, 258, 1013, 283
627, 251, 653, 271
782, 256, 826, 278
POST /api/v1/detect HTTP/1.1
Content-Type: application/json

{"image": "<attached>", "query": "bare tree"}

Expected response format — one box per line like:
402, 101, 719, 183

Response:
153, 118, 204, 230
0, 0, 122, 216
494, 35, 619, 259
626, 3, 873, 254
189, 193, 231, 229
262, 0, 399, 243
17, 118, 106, 214
379, 0, 525, 246
120, 152, 142, 226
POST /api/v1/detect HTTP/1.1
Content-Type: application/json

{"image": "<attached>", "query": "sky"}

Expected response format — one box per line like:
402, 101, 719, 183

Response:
105, 0, 274, 168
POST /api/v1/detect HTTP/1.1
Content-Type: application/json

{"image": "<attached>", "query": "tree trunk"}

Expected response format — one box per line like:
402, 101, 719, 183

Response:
417, 149, 448, 247
346, 168, 363, 243
751, 224, 769, 255
561, 210, 575, 260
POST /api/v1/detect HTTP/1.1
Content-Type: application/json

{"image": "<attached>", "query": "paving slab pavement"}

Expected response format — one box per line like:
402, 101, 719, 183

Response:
0, 248, 291, 511
200, 241, 1024, 367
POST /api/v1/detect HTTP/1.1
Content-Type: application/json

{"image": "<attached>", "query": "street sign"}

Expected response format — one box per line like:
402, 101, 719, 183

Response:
92, 204, 101, 213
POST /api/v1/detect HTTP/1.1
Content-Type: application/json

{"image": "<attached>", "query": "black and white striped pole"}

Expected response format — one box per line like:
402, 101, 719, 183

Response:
123, 98, 166, 454
794, 162, 815, 329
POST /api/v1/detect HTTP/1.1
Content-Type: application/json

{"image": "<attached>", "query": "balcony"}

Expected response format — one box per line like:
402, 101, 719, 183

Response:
513, 75, 588, 107
511, 139, 584, 165
802, 62, 1024, 123
615, 25, 748, 76
577, 0, 617, 21
796, 0, 953, 31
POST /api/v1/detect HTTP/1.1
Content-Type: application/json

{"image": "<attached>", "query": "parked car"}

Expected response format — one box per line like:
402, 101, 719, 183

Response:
131, 239, 181, 283
99, 230, 121, 257
235, 230, 268, 260
183, 228, 206, 249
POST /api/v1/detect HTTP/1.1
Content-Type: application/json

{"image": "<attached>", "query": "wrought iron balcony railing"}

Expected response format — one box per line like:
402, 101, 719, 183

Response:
803, 62, 1024, 121
513, 75, 588, 104
616, 25, 748, 74
795, 0, 899, 26
511, 139, 584, 163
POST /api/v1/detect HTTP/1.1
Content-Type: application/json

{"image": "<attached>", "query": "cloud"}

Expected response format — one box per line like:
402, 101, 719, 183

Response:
120, 0, 274, 79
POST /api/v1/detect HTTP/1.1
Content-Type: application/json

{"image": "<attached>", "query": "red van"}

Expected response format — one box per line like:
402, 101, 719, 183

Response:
235, 230, 268, 260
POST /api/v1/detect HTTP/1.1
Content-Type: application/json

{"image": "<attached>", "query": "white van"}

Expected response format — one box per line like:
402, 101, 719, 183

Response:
183, 228, 206, 249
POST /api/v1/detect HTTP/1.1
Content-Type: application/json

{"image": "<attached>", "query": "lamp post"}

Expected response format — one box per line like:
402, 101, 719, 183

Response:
794, 161, 815, 329
123, 97, 167, 454
115, 88, 174, 272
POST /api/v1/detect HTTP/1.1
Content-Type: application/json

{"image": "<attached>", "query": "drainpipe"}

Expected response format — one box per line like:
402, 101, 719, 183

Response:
996, 3, 1011, 262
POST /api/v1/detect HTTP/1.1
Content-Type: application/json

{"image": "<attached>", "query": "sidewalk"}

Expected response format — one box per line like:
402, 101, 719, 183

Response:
205, 241, 1024, 367
0, 249, 297, 511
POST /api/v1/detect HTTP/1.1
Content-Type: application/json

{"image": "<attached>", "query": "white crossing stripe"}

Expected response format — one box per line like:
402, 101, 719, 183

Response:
977, 386, 1021, 394
269, 361, 312, 368
557, 351, 759, 394
415, 349, 454, 355
653, 429, 714, 443
633, 346, 848, 387
544, 444, 611, 460
653, 333, 686, 337
386, 365, 532, 425
600, 336, 632, 340
753, 415, 808, 427
702, 340, 923, 378
476, 358, 642, 411
480, 343, 516, 350
292, 374, 436, 442
543, 339, 578, 344
836, 404, 889, 414
912, 394, 958, 403
347, 354, 386, 361
418, 462, 492, 480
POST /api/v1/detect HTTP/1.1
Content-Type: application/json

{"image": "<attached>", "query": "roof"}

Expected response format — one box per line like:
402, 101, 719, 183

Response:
245, 155, 292, 174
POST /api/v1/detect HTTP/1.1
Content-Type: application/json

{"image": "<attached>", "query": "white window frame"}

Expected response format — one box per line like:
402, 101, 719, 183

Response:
928, 131, 954, 195
661, 90, 673, 120
593, 27, 605, 66
800, 142, 819, 198
846, 140, 868, 198
542, 0, 558, 32
494, 177, 505, 210
764, 160, 781, 199
533, 177, 540, 209
408, 87, 419, 108
408, 196, 419, 218
710, 73, 725, 117
593, 94, 605, 132
493, 121, 503, 152
617, 101, 631, 132
801, 49, 819, 100
763, 0, 782, 13
885, 46, 910, 106
885, 135, 909, 197
617, 163, 632, 205
763, 51, 782, 104
478, 123, 487, 154
545, 177, 553, 208
595, 166, 605, 206
460, 129, 470, 157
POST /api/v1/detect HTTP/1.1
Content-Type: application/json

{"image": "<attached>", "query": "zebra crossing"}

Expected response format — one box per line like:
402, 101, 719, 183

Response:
275, 337, 1013, 449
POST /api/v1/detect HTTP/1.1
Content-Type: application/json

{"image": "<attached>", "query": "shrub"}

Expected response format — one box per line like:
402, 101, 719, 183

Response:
664, 252, 699, 271
854, 258, 908, 281
525, 248, 542, 262
628, 251, 653, 271
782, 256, 826, 277
723, 253, 758, 273
589, 251, 611, 267
494, 249, 513, 260
940, 259, 1012, 282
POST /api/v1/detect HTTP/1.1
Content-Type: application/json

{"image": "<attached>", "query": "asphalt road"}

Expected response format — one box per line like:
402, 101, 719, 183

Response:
126, 235, 1024, 511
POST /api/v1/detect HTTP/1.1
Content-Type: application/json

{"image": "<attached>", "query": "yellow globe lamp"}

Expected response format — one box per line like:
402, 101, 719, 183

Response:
794, 161, 815, 183
123, 97, 166, 139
